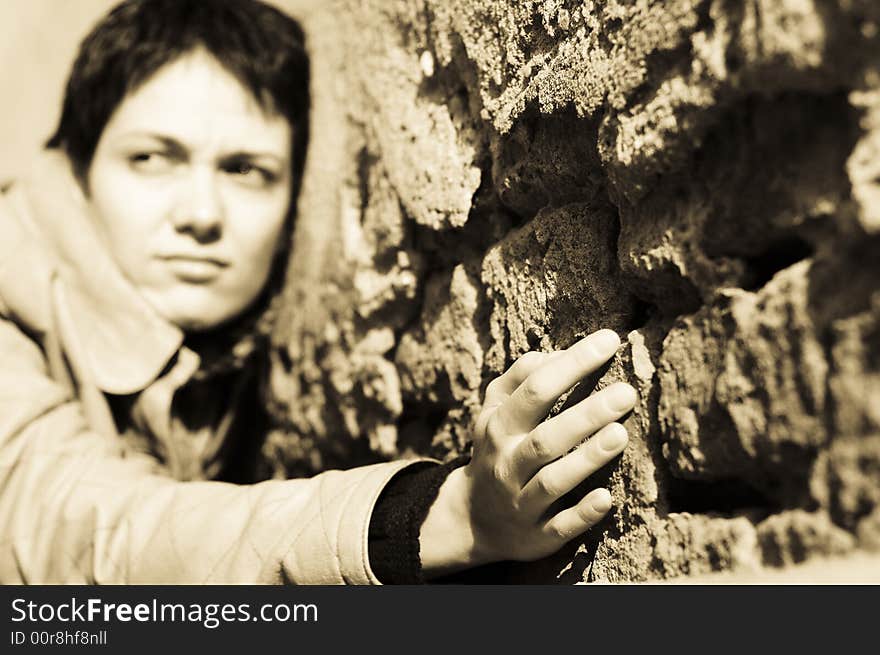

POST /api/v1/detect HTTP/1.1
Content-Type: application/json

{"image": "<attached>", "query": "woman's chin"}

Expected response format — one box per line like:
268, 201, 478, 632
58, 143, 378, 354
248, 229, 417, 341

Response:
142, 289, 249, 333
155, 304, 242, 334
173, 317, 223, 333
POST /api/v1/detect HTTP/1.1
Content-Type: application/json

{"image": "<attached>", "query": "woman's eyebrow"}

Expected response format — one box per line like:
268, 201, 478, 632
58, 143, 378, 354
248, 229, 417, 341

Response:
119, 133, 286, 165
121, 132, 189, 157
220, 150, 287, 166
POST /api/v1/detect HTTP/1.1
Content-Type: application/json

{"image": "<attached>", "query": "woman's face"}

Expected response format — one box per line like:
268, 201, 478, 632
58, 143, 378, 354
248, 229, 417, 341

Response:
86, 49, 293, 332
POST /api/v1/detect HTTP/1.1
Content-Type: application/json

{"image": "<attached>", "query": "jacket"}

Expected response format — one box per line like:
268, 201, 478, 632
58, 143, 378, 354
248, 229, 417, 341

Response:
0, 152, 427, 584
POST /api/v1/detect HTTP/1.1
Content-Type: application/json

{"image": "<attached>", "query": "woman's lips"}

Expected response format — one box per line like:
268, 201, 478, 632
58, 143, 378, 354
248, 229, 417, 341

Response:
158, 255, 229, 283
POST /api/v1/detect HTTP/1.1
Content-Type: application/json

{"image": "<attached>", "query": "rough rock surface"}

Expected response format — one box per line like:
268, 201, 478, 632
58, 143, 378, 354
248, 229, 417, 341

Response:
267, 0, 880, 581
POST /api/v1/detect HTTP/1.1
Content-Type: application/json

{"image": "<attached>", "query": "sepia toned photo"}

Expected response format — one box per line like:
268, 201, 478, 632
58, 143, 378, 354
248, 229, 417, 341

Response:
1, 0, 879, 587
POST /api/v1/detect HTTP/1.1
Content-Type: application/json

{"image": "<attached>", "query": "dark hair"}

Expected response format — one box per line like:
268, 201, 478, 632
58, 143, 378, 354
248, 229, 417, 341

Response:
46, 0, 310, 201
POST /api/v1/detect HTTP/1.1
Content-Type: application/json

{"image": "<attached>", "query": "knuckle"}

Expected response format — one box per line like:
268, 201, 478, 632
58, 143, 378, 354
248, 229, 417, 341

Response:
546, 521, 570, 543
485, 411, 507, 442
570, 341, 599, 370
485, 377, 501, 397
534, 471, 559, 498
507, 352, 537, 383
517, 350, 545, 370
574, 401, 603, 434
525, 430, 553, 461
491, 461, 509, 486
520, 374, 549, 406
580, 442, 601, 469
575, 503, 597, 525
473, 412, 491, 439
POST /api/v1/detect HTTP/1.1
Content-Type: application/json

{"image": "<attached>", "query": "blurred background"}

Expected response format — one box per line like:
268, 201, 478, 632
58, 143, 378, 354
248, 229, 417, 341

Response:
0, 1, 119, 180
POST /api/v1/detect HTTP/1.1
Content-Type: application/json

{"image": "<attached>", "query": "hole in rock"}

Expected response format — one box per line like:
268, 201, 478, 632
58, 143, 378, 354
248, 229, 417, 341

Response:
742, 236, 814, 291
627, 298, 655, 331
396, 402, 450, 457
666, 476, 773, 515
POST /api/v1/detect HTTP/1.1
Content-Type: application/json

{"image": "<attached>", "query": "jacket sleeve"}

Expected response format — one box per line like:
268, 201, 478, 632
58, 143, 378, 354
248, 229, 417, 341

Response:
0, 315, 424, 584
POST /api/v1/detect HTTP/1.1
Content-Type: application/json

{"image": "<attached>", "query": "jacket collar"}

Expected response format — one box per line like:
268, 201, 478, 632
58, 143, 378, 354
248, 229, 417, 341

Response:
18, 151, 183, 395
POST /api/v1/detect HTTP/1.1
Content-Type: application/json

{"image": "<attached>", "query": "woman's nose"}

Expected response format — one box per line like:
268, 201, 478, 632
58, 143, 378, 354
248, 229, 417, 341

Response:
171, 166, 224, 241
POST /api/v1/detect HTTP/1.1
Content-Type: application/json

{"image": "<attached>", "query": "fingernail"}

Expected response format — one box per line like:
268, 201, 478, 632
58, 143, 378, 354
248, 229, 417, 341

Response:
590, 490, 613, 513
606, 383, 637, 412
592, 329, 620, 355
598, 424, 627, 451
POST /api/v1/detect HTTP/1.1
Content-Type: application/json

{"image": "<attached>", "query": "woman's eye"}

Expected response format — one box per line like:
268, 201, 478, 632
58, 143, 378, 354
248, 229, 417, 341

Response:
128, 152, 173, 173
222, 161, 276, 186
230, 162, 254, 176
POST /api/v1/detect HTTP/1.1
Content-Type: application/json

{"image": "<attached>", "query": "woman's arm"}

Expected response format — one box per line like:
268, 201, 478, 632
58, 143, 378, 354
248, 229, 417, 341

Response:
0, 314, 427, 584
0, 301, 630, 582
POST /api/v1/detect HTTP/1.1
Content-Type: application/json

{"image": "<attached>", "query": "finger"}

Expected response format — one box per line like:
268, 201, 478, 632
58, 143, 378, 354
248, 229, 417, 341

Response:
510, 382, 637, 483
516, 423, 628, 516
483, 350, 557, 406
494, 329, 621, 435
542, 488, 613, 544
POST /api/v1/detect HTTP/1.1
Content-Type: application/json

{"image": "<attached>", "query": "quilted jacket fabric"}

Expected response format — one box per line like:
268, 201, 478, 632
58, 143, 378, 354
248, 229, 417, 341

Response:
0, 152, 428, 584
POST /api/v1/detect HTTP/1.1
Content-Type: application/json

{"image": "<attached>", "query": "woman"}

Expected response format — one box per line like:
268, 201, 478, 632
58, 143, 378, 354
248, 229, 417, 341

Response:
0, 0, 636, 584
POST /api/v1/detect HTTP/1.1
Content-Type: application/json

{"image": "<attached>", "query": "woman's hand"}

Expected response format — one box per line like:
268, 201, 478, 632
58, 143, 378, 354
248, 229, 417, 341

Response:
419, 329, 636, 576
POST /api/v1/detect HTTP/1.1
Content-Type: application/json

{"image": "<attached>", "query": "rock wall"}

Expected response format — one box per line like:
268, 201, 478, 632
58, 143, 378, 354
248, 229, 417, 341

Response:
268, 0, 880, 582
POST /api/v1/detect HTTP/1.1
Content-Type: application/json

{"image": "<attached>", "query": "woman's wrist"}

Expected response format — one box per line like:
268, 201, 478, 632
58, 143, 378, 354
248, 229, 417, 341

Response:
419, 465, 494, 578
368, 458, 469, 584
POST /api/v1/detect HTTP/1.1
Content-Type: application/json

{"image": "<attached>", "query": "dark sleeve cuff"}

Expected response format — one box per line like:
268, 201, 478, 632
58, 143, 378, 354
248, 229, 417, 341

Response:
368, 455, 469, 584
